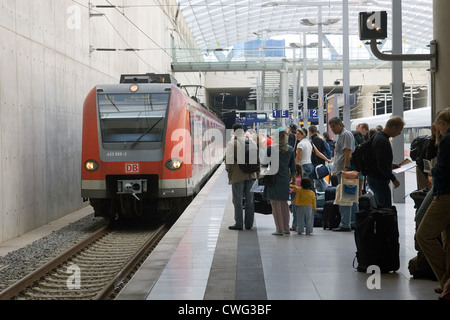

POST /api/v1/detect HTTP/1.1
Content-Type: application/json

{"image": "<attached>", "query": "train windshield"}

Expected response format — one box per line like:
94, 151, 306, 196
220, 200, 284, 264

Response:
97, 93, 169, 144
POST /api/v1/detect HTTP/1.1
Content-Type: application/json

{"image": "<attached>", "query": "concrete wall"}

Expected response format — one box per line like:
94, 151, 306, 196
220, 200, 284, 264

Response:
0, 0, 200, 243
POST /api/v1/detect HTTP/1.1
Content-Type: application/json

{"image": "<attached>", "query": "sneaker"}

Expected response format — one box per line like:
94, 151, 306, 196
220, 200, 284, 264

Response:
332, 227, 351, 232
271, 232, 284, 236
229, 225, 243, 230
283, 231, 290, 234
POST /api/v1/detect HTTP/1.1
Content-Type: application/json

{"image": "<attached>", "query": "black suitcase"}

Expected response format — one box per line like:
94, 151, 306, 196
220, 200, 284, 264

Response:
314, 208, 323, 227
330, 175, 339, 187
359, 192, 376, 211
325, 186, 336, 202
322, 200, 340, 230
354, 206, 400, 273
254, 193, 272, 215
410, 188, 429, 210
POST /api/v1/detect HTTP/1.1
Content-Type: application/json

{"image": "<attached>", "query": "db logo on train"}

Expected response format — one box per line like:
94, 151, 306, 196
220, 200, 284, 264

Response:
125, 163, 140, 174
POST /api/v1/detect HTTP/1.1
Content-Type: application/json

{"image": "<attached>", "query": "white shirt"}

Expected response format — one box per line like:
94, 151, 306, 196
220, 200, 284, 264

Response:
297, 138, 312, 165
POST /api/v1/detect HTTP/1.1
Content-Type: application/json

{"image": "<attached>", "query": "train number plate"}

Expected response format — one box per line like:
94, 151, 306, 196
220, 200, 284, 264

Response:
125, 163, 140, 174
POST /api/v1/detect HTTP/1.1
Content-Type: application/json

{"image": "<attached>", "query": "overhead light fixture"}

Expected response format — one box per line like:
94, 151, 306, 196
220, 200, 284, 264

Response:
290, 42, 318, 48
300, 19, 317, 27
322, 18, 340, 26
262, 2, 279, 7
301, 18, 340, 26
263, 1, 378, 6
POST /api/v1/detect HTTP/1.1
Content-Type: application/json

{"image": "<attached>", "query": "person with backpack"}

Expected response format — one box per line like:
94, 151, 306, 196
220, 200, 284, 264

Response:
309, 126, 331, 192
225, 123, 259, 231
323, 132, 335, 158
410, 134, 431, 190
366, 116, 405, 208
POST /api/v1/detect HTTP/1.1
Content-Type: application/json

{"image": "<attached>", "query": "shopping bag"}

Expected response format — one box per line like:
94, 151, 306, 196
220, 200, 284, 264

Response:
258, 166, 275, 186
334, 176, 359, 206
250, 179, 265, 193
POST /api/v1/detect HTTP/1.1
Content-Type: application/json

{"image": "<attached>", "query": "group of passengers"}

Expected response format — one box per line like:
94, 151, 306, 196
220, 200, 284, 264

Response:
224, 108, 450, 299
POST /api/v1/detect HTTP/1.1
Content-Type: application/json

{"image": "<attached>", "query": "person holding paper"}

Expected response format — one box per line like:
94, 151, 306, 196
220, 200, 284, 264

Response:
366, 116, 405, 208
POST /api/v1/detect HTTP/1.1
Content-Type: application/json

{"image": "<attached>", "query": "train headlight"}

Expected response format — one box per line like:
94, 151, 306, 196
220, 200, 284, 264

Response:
165, 159, 183, 171
85, 160, 99, 172
130, 84, 139, 92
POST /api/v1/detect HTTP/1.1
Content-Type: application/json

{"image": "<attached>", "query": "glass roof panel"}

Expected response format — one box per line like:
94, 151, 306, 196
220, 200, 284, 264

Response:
179, 0, 433, 54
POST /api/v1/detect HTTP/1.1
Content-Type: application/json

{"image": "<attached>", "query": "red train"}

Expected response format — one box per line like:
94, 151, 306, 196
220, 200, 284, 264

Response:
81, 74, 226, 220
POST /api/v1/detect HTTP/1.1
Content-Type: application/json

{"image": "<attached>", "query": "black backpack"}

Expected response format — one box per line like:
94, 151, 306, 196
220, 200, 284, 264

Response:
351, 137, 374, 176
410, 135, 430, 162
235, 138, 260, 174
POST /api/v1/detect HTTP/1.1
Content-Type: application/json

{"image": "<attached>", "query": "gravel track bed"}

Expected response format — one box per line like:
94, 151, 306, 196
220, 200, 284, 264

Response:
0, 214, 108, 291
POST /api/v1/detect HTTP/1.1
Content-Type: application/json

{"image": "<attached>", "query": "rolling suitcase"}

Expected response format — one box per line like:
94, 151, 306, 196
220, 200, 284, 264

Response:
354, 206, 400, 273
359, 192, 376, 211
325, 186, 336, 202
410, 188, 429, 210
330, 175, 339, 187
322, 200, 340, 230
314, 208, 323, 227
254, 192, 272, 215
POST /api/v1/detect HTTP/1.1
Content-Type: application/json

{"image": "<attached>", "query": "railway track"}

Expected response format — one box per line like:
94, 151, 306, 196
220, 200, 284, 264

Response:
0, 220, 171, 300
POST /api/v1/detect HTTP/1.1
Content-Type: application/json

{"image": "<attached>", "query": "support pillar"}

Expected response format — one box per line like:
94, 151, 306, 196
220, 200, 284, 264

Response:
392, 1, 405, 204
280, 69, 288, 127
342, 0, 351, 129
433, 0, 450, 118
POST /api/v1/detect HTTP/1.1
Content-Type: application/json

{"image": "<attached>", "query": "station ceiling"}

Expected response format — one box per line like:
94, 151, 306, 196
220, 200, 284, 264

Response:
178, 0, 433, 52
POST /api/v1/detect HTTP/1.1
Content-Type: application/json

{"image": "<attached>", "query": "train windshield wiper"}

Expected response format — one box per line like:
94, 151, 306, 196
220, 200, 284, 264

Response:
105, 95, 120, 112
131, 117, 164, 148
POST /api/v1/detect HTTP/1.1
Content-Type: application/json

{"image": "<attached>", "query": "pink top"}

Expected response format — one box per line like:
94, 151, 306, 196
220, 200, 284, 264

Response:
290, 175, 302, 194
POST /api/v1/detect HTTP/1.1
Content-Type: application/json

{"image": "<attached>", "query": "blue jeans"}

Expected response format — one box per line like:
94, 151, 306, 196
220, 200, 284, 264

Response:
232, 179, 256, 229
336, 172, 359, 229
296, 205, 314, 234
367, 176, 392, 208
290, 192, 298, 227
302, 163, 316, 193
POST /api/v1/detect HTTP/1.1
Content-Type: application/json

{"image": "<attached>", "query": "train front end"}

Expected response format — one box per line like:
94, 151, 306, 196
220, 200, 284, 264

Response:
81, 75, 190, 220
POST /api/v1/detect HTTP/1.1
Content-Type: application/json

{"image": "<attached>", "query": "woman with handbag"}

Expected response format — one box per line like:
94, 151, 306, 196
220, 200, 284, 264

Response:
262, 130, 296, 236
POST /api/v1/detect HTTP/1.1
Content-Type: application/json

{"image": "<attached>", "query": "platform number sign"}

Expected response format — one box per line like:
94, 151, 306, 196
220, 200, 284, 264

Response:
272, 110, 289, 119
359, 11, 387, 40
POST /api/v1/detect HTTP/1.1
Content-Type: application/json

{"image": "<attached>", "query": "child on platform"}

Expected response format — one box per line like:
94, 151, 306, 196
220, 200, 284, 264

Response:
290, 178, 317, 235
290, 164, 303, 231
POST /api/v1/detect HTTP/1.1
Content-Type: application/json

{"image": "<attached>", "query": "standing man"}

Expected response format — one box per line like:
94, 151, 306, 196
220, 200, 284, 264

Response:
367, 116, 405, 208
225, 123, 259, 230
288, 125, 298, 151
328, 117, 359, 232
